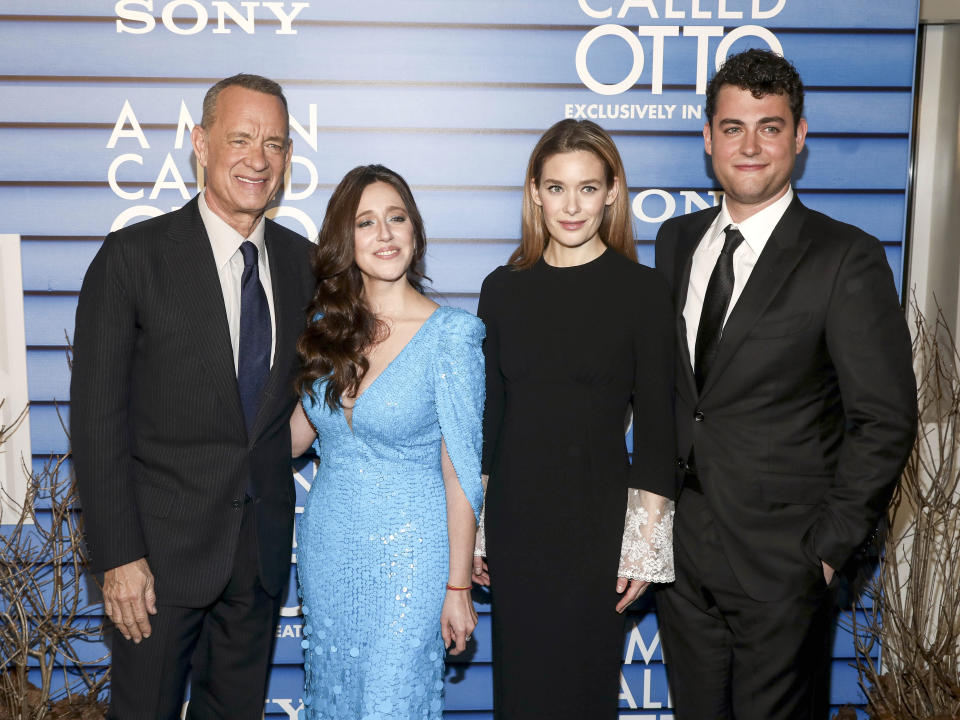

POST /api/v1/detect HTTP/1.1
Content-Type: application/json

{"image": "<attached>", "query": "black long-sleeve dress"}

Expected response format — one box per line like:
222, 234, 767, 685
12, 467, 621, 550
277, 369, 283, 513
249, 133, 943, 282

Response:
477, 247, 676, 719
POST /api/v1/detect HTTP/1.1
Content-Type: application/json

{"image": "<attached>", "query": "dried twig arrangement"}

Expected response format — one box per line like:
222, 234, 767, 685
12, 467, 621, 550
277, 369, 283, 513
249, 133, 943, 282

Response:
0, 401, 108, 720
850, 302, 960, 719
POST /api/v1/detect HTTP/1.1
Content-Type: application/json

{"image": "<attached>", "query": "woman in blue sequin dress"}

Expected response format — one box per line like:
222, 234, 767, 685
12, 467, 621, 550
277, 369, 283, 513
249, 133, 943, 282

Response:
290, 165, 485, 720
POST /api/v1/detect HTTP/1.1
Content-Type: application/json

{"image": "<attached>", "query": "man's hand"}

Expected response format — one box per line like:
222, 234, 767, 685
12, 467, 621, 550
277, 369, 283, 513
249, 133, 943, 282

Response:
822, 560, 835, 586
102, 557, 157, 643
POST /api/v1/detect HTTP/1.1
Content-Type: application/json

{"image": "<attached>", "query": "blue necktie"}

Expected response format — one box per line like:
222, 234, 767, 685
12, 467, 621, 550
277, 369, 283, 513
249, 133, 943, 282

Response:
238, 241, 271, 434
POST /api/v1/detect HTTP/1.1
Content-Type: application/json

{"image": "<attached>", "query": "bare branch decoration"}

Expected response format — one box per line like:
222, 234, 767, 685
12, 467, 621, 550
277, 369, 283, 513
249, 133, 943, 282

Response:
847, 299, 960, 720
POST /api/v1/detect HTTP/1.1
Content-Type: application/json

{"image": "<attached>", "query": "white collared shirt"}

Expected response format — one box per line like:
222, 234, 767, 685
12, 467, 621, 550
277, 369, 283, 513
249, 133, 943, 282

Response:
682, 188, 794, 365
198, 191, 276, 372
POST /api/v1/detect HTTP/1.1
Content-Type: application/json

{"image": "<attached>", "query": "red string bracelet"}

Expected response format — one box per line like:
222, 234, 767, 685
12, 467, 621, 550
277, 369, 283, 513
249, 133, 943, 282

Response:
446, 583, 471, 591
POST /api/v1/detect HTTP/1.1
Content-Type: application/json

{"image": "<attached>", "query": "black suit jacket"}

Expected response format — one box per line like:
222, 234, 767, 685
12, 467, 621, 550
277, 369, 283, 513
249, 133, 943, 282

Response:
655, 196, 917, 601
71, 196, 315, 606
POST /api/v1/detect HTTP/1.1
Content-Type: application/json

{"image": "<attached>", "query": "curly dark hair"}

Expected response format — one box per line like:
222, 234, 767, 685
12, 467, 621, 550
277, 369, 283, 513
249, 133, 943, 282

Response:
705, 49, 804, 129
297, 164, 428, 411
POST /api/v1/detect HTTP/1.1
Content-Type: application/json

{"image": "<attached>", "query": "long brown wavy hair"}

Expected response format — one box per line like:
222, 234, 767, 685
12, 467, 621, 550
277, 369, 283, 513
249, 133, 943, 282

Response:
297, 164, 428, 411
510, 119, 636, 269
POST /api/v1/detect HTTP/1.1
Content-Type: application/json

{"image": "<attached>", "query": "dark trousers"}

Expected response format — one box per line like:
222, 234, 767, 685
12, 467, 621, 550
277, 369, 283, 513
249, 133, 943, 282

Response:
656, 485, 835, 720
108, 502, 283, 720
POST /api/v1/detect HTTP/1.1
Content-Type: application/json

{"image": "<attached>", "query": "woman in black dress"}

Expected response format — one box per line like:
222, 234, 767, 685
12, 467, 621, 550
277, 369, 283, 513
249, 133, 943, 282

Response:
474, 119, 677, 719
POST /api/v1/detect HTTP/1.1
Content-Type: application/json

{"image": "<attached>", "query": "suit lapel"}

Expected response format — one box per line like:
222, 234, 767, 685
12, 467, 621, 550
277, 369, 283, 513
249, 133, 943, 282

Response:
699, 197, 812, 398
164, 197, 247, 437
248, 223, 306, 439
674, 208, 719, 403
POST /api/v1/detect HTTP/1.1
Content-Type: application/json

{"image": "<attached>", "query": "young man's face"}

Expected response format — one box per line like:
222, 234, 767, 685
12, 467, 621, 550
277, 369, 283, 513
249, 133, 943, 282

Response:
704, 85, 807, 222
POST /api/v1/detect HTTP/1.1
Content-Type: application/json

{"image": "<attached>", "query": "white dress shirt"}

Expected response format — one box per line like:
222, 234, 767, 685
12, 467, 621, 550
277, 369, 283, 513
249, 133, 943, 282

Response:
682, 188, 794, 365
198, 191, 276, 372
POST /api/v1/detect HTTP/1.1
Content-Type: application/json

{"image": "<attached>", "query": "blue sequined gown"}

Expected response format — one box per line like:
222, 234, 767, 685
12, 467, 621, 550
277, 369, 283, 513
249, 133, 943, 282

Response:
297, 306, 485, 720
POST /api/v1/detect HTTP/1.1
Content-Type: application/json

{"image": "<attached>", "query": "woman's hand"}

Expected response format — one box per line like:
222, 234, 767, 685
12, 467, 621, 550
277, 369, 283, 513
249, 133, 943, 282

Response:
615, 488, 675, 612
472, 473, 490, 585
441, 587, 477, 655
472, 554, 490, 586
440, 438, 479, 654
615, 577, 649, 614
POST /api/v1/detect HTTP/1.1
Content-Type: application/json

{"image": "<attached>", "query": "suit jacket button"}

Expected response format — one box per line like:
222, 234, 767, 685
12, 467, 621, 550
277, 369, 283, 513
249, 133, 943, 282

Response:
675, 457, 686, 468
232, 500, 242, 509
694, 410, 705, 422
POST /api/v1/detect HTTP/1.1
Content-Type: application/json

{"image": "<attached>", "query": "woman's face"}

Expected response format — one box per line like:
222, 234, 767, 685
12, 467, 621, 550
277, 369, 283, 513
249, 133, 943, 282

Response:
531, 150, 617, 251
352, 181, 415, 286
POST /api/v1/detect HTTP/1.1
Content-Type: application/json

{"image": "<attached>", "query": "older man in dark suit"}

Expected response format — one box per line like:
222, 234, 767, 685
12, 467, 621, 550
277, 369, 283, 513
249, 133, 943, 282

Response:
72, 74, 315, 719
654, 50, 917, 719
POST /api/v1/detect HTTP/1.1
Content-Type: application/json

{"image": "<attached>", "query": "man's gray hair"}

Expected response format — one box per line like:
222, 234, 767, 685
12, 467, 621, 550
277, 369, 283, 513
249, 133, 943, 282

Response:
200, 73, 289, 135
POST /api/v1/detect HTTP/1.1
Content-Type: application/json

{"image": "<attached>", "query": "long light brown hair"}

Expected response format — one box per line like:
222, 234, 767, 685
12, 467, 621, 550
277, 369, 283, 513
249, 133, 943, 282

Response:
510, 119, 635, 269
297, 165, 428, 411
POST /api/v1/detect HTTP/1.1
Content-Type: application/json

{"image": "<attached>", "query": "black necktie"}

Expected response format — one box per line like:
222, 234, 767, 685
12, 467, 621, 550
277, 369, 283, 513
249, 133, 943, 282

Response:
237, 241, 271, 433
694, 224, 745, 392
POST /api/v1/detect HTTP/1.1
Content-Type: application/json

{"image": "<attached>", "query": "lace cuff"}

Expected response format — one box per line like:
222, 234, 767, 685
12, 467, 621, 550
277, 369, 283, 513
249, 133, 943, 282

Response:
618, 488, 675, 583
474, 498, 486, 557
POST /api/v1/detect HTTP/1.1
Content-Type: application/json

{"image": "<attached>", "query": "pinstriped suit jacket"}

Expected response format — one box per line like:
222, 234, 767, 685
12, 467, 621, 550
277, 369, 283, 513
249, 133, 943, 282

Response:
71, 195, 315, 606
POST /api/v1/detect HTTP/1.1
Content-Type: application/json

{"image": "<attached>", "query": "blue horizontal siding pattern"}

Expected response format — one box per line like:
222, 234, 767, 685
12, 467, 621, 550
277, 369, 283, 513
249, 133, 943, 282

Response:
3, 1, 918, 717
23, 295, 77, 346
29, 456, 71, 479
26, 348, 72, 401
0, 130, 911, 189
10, 1, 918, 28
21, 241, 100, 292
0, 24, 916, 87
4, 186, 910, 242
27, 404, 71, 455
0, 84, 913, 134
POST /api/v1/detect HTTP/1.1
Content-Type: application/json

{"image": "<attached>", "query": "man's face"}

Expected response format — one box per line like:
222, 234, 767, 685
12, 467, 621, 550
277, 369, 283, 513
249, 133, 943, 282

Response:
704, 85, 807, 222
191, 85, 291, 235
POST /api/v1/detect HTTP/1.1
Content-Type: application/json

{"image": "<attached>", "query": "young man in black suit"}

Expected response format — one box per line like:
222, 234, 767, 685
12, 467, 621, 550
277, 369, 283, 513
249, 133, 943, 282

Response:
654, 49, 917, 719
71, 74, 315, 719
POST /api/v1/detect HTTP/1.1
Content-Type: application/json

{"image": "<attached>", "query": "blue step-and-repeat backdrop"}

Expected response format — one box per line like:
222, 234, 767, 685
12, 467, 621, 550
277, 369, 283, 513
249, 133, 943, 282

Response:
3, 1, 919, 717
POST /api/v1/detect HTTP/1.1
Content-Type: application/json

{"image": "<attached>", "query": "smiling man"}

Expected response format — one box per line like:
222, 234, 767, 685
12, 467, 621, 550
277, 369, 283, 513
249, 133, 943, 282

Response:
72, 74, 316, 719
653, 50, 917, 719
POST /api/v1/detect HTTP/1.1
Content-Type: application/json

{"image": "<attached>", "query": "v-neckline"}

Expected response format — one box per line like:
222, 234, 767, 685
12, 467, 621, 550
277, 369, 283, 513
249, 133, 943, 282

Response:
342, 306, 441, 433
